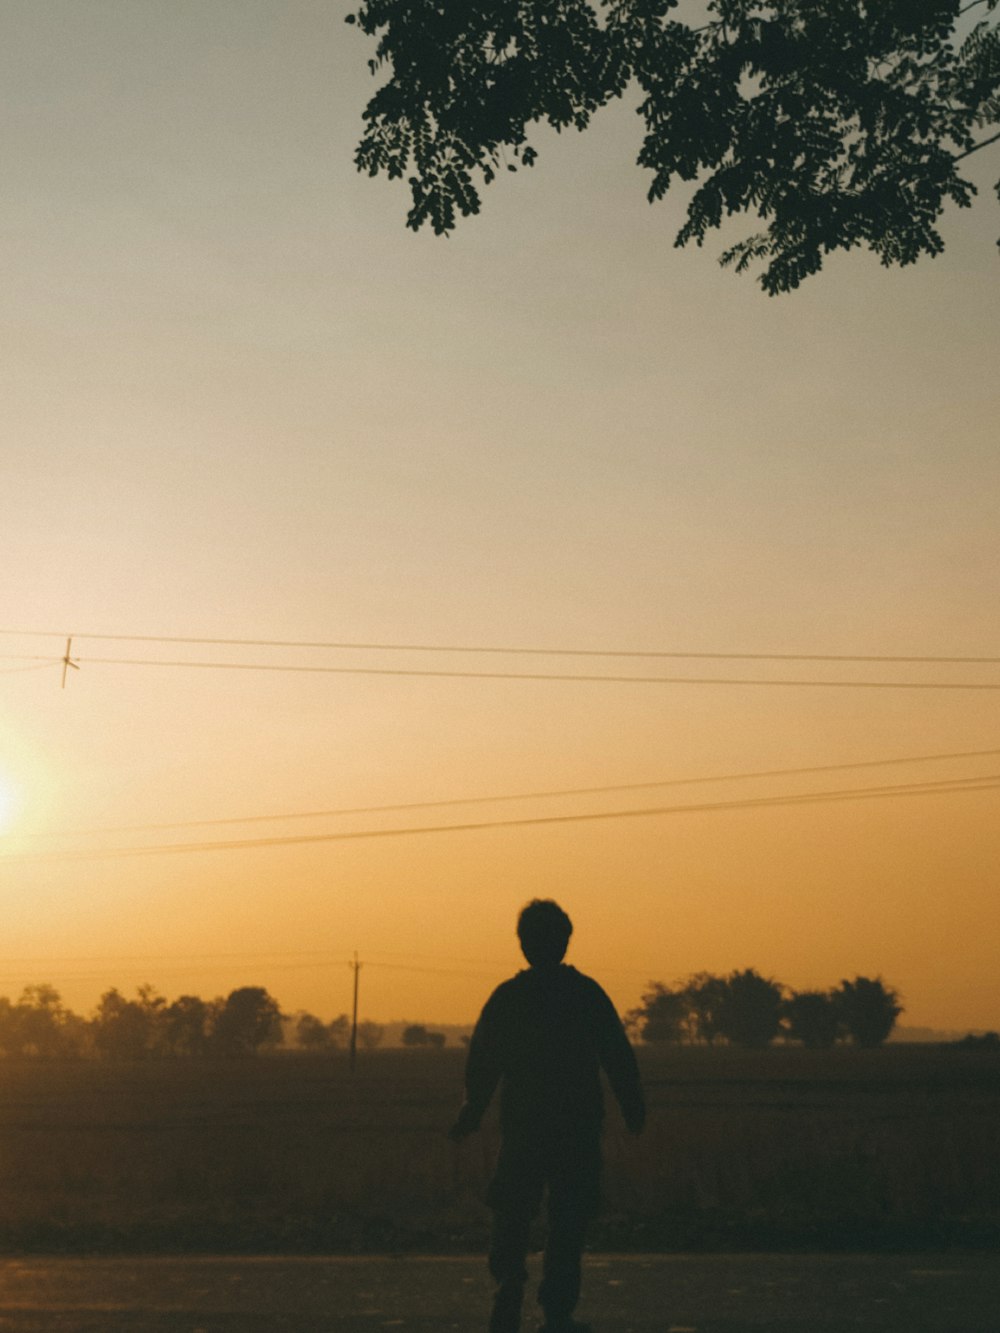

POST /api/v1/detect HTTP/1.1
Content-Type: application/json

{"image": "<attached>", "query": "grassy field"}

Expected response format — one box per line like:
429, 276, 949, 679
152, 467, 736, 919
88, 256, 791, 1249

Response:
0, 1045, 997, 1252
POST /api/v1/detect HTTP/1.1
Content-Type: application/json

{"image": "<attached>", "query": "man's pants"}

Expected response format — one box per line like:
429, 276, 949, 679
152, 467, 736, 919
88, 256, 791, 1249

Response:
486, 1129, 601, 1329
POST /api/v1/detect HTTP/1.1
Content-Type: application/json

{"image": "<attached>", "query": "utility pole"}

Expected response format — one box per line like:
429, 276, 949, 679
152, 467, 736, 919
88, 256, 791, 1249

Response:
349, 952, 361, 1072
61, 637, 79, 689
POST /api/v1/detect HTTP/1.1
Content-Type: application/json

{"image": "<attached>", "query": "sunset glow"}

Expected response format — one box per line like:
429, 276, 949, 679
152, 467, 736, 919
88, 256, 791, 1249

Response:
1, 1, 998, 1037
0, 772, 18, 837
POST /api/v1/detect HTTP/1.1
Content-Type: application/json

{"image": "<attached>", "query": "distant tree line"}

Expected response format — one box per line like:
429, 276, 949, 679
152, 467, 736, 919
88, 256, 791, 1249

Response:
0, 972, 915, 1057
400, 1023, 446, 1048
625, 970, 904, 1049
0, 983, 386, 1060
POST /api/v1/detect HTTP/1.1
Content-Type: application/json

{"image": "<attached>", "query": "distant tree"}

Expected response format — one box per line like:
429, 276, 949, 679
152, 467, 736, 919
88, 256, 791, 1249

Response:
93, 989, 147, 1061
621, 1005, 643, 1042
92, 985, 167, 1061
15, 983, 74, 1058
294, 1011, 351, 1051
0, 996, 18, 1056
629, 975, 746, 1045
328, 1014, 350, 1048
626, 983, 688, 1044
0, 987, 87, 1058
716, 969, 785, 1048
835, 975, 903, 1047
295, 1011, 333, 1051
210, 987, 284, 1057
426, 1030, 447, 1049
956, 1030, 1000, 1049
349, 0, 1000, 292
356, 1020, 385, 1050
783, 989, 842, 1049
59, 1010, 92, 1059
684, 972, 729, 1045
135, 983, 169, 1055
401, 1023, 432, 1047
163, 995, 213, 1057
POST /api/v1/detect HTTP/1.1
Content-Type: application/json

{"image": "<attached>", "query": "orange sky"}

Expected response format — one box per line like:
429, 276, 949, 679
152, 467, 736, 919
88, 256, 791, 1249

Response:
2, 1, 999, 1032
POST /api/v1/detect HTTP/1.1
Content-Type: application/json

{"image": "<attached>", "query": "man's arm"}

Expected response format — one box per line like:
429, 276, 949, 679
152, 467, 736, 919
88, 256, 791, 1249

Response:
448, 990, 504, 1141
595, 987, 646, 1135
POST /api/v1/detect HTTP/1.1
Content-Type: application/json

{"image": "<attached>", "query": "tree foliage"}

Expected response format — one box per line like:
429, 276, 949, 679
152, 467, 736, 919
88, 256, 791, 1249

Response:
294, 1011, 351, 1051
782, 988, 841, 1049
684, 971, 729, 1045
626, 971, 730, 1043
211, 987, 284, 1057
356, 1019, 386, 1049
93, 985, 167, 1061
0, 984, 388, 1061
294, 1011, 332, 1050
714, 967, 785, 1046
628, 969, 903, 1047
834, 974, 903, 1047
2, 984, 86, 1058
401, 1022, 446, 1046
626, 981, 690, 1042
163, 994, 213, 1057
349, 0, 1000, 291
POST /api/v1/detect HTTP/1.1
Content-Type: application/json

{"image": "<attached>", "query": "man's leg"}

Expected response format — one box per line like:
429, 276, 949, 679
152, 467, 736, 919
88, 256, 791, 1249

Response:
536, 1133, 601, 1330
488, 1208, 532, 1333
486, 1136, 545, 1333
537, 1199, 589, 1325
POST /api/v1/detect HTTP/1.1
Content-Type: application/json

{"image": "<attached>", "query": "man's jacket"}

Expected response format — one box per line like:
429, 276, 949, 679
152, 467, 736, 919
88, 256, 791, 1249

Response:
457, 963, 645, 1138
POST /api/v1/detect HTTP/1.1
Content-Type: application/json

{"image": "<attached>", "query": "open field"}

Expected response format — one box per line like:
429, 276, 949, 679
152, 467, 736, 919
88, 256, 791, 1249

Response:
0, 1046, 997, 1252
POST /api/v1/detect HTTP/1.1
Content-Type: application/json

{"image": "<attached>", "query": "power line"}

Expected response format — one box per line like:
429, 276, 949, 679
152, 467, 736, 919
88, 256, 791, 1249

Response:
0, 947, 353, 965
0, 943, 658, 986
0, 957, 505, 987
0, 946, 502, 967
0, 660, 60, 675
5, 772, 998, 864
365, 949, 662, 981
0, 959, 351, 984
366, 959, 501, 980
0, 944, 605, 981
2, 627, 999, 664
23, 743, 1000, 837
3, 651, 1000, 689
0, 943, 724, 981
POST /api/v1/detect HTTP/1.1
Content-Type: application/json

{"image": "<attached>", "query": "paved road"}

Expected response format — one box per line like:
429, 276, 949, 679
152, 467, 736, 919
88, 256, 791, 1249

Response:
0, 1254, 997, 1332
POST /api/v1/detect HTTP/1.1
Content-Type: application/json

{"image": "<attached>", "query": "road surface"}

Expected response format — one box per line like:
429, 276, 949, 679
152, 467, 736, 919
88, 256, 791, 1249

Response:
0, 1253, 996, 1331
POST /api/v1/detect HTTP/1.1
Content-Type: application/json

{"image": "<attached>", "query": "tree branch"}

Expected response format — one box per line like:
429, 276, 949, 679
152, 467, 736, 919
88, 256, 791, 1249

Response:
954, 127, 1000, 160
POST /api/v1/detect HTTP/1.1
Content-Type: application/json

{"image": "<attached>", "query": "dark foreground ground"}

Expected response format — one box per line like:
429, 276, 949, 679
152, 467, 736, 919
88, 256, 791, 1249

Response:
3, 1047, 999, 1254
0, 1253, 997, 1332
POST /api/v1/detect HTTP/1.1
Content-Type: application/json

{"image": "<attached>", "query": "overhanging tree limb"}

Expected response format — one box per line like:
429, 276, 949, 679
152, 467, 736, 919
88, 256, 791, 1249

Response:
350, 0, 1000, 293
954, 125, 1000, 156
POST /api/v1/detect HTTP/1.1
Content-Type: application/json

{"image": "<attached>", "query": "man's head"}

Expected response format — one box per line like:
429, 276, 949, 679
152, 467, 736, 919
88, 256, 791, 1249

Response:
517, 899, 573, 967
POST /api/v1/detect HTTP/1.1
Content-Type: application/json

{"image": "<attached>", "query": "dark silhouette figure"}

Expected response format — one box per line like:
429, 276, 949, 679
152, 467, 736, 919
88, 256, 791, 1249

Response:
449, 900, 645, 1333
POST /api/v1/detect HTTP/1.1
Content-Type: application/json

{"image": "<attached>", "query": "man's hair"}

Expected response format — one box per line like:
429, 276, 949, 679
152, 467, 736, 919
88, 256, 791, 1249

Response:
517, 899, 573, 966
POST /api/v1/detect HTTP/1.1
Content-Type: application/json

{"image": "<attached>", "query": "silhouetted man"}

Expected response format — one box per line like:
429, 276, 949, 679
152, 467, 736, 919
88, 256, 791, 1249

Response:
450, 900, 645, 1333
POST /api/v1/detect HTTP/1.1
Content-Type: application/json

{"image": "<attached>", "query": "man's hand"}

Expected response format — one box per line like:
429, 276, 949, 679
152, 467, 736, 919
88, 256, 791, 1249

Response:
448, 1102, 480, 1143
